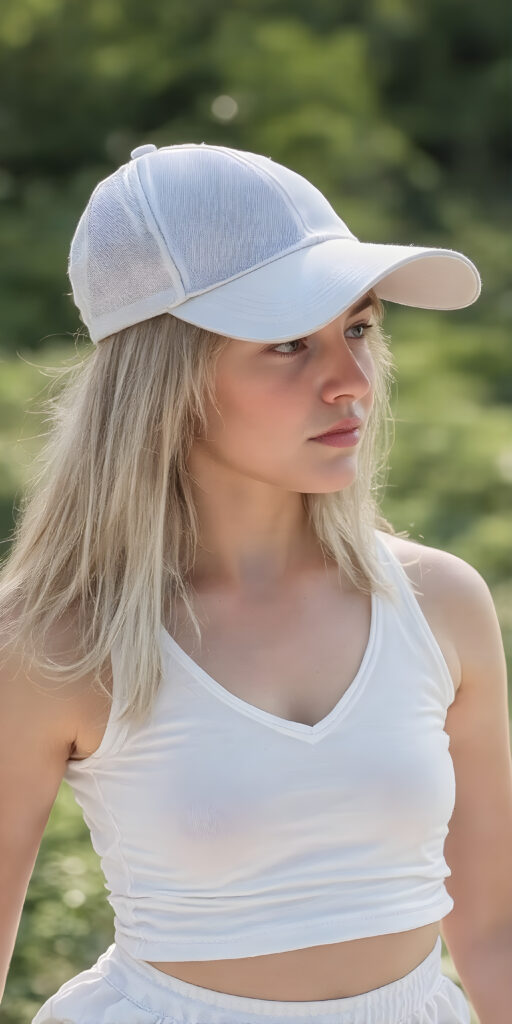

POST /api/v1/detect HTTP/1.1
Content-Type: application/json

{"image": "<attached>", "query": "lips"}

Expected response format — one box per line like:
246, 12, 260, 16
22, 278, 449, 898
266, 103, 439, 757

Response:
312, 417, 362, 438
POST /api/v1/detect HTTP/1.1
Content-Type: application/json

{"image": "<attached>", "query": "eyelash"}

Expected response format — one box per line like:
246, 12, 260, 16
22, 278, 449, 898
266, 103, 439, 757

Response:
269, 321, 373, 359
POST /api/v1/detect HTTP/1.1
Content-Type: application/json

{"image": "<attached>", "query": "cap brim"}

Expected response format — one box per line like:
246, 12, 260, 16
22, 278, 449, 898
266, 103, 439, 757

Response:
166, 237, 481, 343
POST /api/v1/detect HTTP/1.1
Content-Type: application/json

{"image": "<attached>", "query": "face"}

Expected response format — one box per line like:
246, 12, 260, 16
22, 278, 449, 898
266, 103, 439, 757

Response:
192, 296, 376, 495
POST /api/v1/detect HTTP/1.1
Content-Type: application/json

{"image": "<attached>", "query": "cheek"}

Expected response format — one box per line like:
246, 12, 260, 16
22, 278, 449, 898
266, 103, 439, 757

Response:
211, 346, 377, 449
359, 350, 377, 407
214, 369, 297, 443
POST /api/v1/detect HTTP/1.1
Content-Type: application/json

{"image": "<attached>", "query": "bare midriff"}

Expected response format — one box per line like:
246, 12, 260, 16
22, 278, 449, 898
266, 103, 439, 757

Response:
144, 922, 442, 1000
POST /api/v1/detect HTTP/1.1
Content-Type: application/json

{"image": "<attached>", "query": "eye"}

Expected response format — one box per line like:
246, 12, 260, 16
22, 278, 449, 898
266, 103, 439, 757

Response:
348, 321, 373, 340
269, 321, 373, 359
270, 338, 307, 358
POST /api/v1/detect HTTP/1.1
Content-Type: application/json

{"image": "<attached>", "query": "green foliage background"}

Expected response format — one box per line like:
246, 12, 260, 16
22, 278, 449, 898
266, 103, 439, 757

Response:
1, 0, 510, 1020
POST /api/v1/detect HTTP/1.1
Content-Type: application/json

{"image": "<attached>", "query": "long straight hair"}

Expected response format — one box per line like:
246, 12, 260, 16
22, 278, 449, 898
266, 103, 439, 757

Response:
0, 288, 408, 728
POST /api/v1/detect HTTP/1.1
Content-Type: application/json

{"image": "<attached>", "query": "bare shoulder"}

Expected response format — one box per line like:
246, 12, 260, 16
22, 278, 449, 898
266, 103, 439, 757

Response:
376, 530, 495, 697
376, 529, 485, 585
0, 606, 112, 759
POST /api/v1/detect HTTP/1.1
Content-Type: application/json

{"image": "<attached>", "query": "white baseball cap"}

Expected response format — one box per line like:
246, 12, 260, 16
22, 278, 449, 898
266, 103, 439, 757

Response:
68, 141, 482, 345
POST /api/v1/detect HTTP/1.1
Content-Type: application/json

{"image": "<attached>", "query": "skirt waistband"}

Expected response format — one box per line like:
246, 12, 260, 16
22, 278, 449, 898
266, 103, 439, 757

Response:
94, 936, 445, 1023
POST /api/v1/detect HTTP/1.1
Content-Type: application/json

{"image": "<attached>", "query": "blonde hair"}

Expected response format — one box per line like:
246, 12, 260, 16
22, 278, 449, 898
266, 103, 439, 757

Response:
0, 288, 408, 729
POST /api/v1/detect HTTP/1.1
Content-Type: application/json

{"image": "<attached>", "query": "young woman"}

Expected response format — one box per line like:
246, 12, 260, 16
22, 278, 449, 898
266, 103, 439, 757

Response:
1, 142, 509, 1024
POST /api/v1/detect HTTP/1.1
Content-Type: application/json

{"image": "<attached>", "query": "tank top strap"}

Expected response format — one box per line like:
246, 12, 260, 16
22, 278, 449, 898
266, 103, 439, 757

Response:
374, 530, 456, 706
64, 632, 130, 774
374, 529, 422, 602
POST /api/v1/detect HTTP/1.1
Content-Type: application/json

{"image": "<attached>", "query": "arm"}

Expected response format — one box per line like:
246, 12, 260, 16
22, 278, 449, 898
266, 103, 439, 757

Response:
0, 623, 79, 1001
433, 553, 512, 1023
446, 923, 512, 1024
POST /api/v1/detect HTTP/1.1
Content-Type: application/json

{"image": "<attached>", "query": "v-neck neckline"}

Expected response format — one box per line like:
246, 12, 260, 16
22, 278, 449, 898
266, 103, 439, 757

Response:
159, 586, 382, 743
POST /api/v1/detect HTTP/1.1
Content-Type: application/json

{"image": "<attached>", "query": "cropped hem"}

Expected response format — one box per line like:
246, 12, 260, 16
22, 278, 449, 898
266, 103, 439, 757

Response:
117, 894, 455, 961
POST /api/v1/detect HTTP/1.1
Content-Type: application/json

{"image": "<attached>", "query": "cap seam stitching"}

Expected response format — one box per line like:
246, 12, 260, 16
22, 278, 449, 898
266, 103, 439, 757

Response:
132, 160, 187, 298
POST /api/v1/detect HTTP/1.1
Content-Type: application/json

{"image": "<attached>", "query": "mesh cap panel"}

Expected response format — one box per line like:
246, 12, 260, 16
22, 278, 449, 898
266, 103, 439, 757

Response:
69, 163, 182, 326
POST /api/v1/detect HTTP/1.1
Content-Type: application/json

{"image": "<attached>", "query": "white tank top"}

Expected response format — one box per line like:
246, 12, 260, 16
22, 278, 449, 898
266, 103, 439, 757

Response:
64, 529, 456, 961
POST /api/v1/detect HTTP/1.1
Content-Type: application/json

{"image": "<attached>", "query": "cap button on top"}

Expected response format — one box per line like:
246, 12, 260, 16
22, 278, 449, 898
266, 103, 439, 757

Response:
130, 144, 158, 159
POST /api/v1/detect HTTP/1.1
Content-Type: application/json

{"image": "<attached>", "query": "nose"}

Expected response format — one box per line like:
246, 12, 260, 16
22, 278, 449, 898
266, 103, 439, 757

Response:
317, 338, 373, 400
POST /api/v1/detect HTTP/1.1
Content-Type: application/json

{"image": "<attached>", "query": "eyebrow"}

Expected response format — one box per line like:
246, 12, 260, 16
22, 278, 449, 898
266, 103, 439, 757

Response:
347, 294, 375, 317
